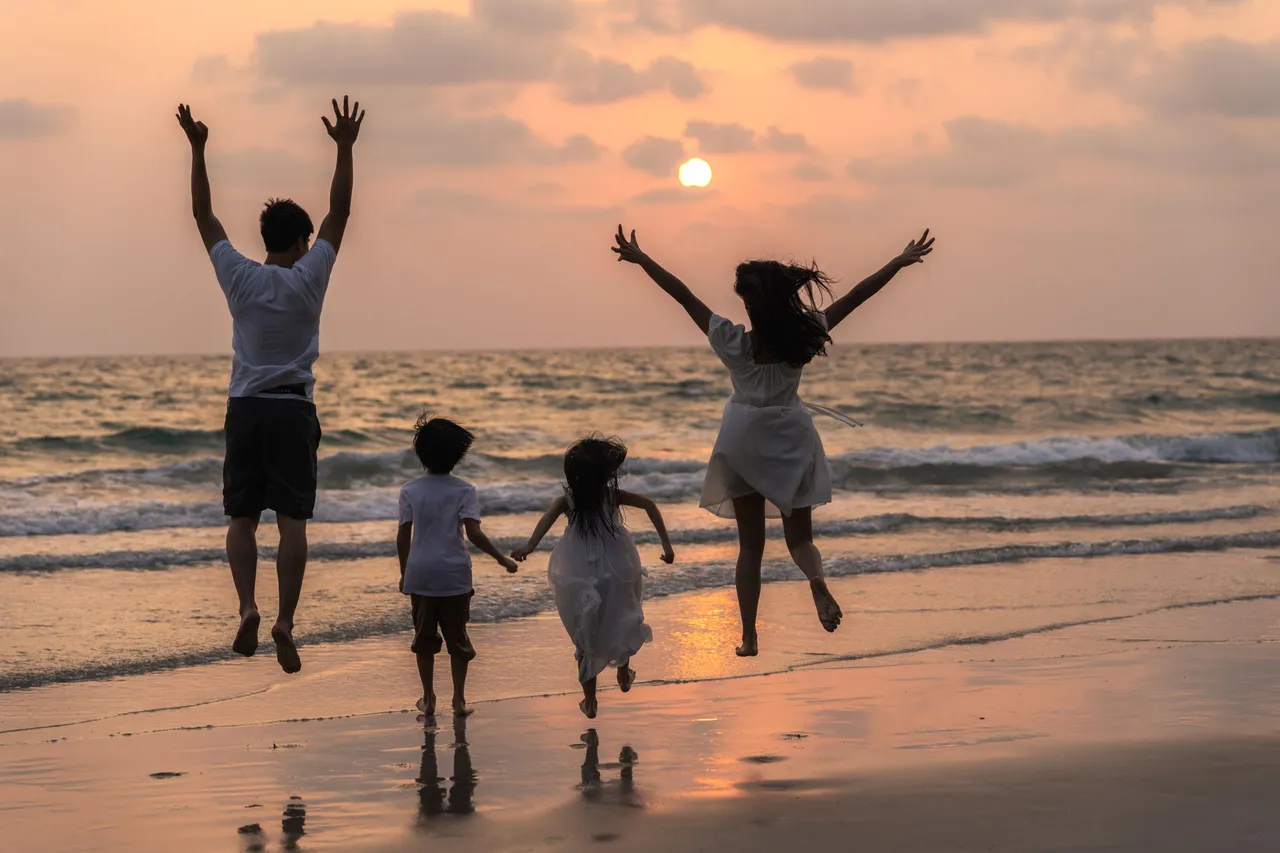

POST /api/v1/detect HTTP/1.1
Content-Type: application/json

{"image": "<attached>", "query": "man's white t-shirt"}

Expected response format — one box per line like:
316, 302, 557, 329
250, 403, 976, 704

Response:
210, 239, 337, 399
398, 474, 481, 598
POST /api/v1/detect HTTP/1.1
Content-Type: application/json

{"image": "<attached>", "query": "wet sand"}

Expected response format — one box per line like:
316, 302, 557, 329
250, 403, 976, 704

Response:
3, 575, 1280, 852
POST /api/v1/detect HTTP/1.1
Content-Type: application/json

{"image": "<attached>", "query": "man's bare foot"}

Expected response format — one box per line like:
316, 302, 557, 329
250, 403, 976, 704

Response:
416, 695, 437, 716
579, 697, 598, 719
735, 633, 759, 657
811, 580, 842, 633
617, 666, 636, 693
271, 624, 302, 674
232, 610, 260, 657
452, 699, 474, 718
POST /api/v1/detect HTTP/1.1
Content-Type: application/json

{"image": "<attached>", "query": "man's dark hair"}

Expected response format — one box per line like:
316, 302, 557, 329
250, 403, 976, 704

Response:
260, 198, 314, 253
413, 415, 476, 475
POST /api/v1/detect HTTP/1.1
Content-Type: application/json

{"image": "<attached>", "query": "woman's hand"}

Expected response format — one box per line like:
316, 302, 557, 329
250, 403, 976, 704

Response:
612, 225, 649, 265
511, 545, 532, 562
660, 547, 675, 565
894, 229, 935, 267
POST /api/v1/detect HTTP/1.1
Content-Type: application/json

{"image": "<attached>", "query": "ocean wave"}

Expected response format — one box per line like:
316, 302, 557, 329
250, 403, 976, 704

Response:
2, 505, 1269, 571
4, 528, 1278, 691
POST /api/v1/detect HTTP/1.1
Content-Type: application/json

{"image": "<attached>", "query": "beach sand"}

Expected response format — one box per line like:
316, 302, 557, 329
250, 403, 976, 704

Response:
4, 556, 1280, 852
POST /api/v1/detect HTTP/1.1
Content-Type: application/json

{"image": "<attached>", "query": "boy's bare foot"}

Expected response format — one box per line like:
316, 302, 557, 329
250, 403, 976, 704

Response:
617, 666, 636, 693
735, 633, 759, 657
271, 623, 302, 674
810, 579, 842, 633
452, 699, 474, 718
232, 610, 260, 657
579, 697, 598, 719
416, 695, 437, 716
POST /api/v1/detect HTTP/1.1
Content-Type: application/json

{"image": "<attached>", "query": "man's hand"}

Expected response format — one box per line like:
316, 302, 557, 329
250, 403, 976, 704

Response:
612, 226, 650, 265
176, 104, 208, 149
322, 95, 365, 148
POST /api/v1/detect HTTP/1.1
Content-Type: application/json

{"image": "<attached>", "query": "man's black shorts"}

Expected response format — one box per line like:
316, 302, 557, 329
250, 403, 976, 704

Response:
223, 396, 322, 520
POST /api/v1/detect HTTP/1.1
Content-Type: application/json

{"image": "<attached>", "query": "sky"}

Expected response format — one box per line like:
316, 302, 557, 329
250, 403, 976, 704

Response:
1, 0, 1278, 357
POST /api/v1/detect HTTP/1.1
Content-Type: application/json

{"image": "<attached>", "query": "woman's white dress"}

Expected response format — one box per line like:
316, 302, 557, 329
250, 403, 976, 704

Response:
548, 507, 652, 684
700, 313, 833, 519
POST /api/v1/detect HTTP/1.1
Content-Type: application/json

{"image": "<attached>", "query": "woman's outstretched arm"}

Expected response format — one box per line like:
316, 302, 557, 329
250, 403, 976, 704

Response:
511, 495, 568, 561
613, 225, 713, 335
617, 490, 675, 564
825, 229, 935, 332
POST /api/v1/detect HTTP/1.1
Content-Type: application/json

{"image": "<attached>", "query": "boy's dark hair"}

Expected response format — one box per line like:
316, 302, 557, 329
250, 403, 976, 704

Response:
413, 415, 475, 474
563, 434, 627, 539
734, 259, 835, 367
260, 198, 314, 253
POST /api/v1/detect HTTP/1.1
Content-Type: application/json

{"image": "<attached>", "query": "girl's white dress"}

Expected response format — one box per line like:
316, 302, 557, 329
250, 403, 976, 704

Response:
548, 504, 652, 684
700, 313, 834, 519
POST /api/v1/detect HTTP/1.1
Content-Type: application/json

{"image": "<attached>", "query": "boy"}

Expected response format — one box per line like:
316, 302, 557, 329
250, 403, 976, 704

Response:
398, 416, 517, 718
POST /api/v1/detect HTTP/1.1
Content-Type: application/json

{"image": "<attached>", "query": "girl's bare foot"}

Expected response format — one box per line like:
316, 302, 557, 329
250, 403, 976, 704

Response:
735, 632, 759, 657
452, 698, 474, 718
810, 580, 842, 633
617, 666, 636, 693
579, 697, 598, 719
232, 610, 260, 657
271, 623, 302, 673
416, 694, 437, 716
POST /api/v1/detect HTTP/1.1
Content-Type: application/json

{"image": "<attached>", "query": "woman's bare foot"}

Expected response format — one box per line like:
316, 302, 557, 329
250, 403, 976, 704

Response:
617, 666, 636, 693
452, 698, 474, 718
579, 697, 598, 719
810, 580, 842, 633
416, 694, 437, 716
271, 623, 302, 674
232, 610, 260, 657
735, 632, 759, 657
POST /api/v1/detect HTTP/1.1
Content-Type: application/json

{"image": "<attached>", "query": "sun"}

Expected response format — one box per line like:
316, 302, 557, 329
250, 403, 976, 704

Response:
678, 157, 713, 188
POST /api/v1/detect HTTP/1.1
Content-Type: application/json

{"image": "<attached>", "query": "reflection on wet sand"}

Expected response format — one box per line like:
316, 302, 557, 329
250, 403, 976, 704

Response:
417, 717, 477, 823
237, 794, 305, 852
578, 729, 642, 809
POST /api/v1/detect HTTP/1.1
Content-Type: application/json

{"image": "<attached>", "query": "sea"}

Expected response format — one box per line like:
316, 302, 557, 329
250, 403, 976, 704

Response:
2, 338, 1279, 697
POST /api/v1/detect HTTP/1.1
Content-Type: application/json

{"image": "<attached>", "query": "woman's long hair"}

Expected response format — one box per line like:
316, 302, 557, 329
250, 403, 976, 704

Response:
563, 435, 628, 539
734, 259, 835, 367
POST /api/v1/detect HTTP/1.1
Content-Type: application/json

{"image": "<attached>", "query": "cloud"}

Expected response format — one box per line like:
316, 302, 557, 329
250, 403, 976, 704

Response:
472, 0, 578, 33
0, 98, 74, 139
685, 120, 756, 154
557, 52, 705, 104
765, 126, 811, 153
414, 186, 620, 221
847, 114, 1280, 189
207, 147, 314, 187
631, 187, 718, 204
788, 56, 857, 92
1136, 38, 1280, 118
253, 11, 562, 86
377, 112, 603, 167
791, 162, 833, 182
677, 0, 1244, 43
622, 136, 686, 176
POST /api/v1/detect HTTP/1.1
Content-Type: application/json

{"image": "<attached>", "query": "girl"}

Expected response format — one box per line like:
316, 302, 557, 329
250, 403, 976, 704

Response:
512, 436, 675, 719
613, 225, 934, 656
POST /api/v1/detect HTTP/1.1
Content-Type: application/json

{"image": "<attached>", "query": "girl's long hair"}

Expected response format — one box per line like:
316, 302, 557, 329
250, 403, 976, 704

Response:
563, 435, 627, 539
734, 259, 835, 367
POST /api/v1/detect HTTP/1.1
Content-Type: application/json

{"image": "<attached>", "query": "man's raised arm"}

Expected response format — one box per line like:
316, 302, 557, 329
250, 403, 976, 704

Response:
175, 104, 228, 253
316, 96, 365, 254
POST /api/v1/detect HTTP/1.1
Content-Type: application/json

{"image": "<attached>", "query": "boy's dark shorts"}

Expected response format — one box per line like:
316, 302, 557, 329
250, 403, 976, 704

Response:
223, 396, 322, 520
410, 592, 476, 660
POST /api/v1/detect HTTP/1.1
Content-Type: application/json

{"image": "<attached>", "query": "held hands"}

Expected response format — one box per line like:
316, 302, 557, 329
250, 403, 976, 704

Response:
612, 225, 649, 265
510, 545, 533, 563
322, 95, 365, 148
175, 104, 208, 149
894, 229, 935, 267
499, 555, 519, 574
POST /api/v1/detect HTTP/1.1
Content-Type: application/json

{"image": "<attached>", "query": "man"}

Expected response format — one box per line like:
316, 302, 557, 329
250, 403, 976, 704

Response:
176, 96, 365, 673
